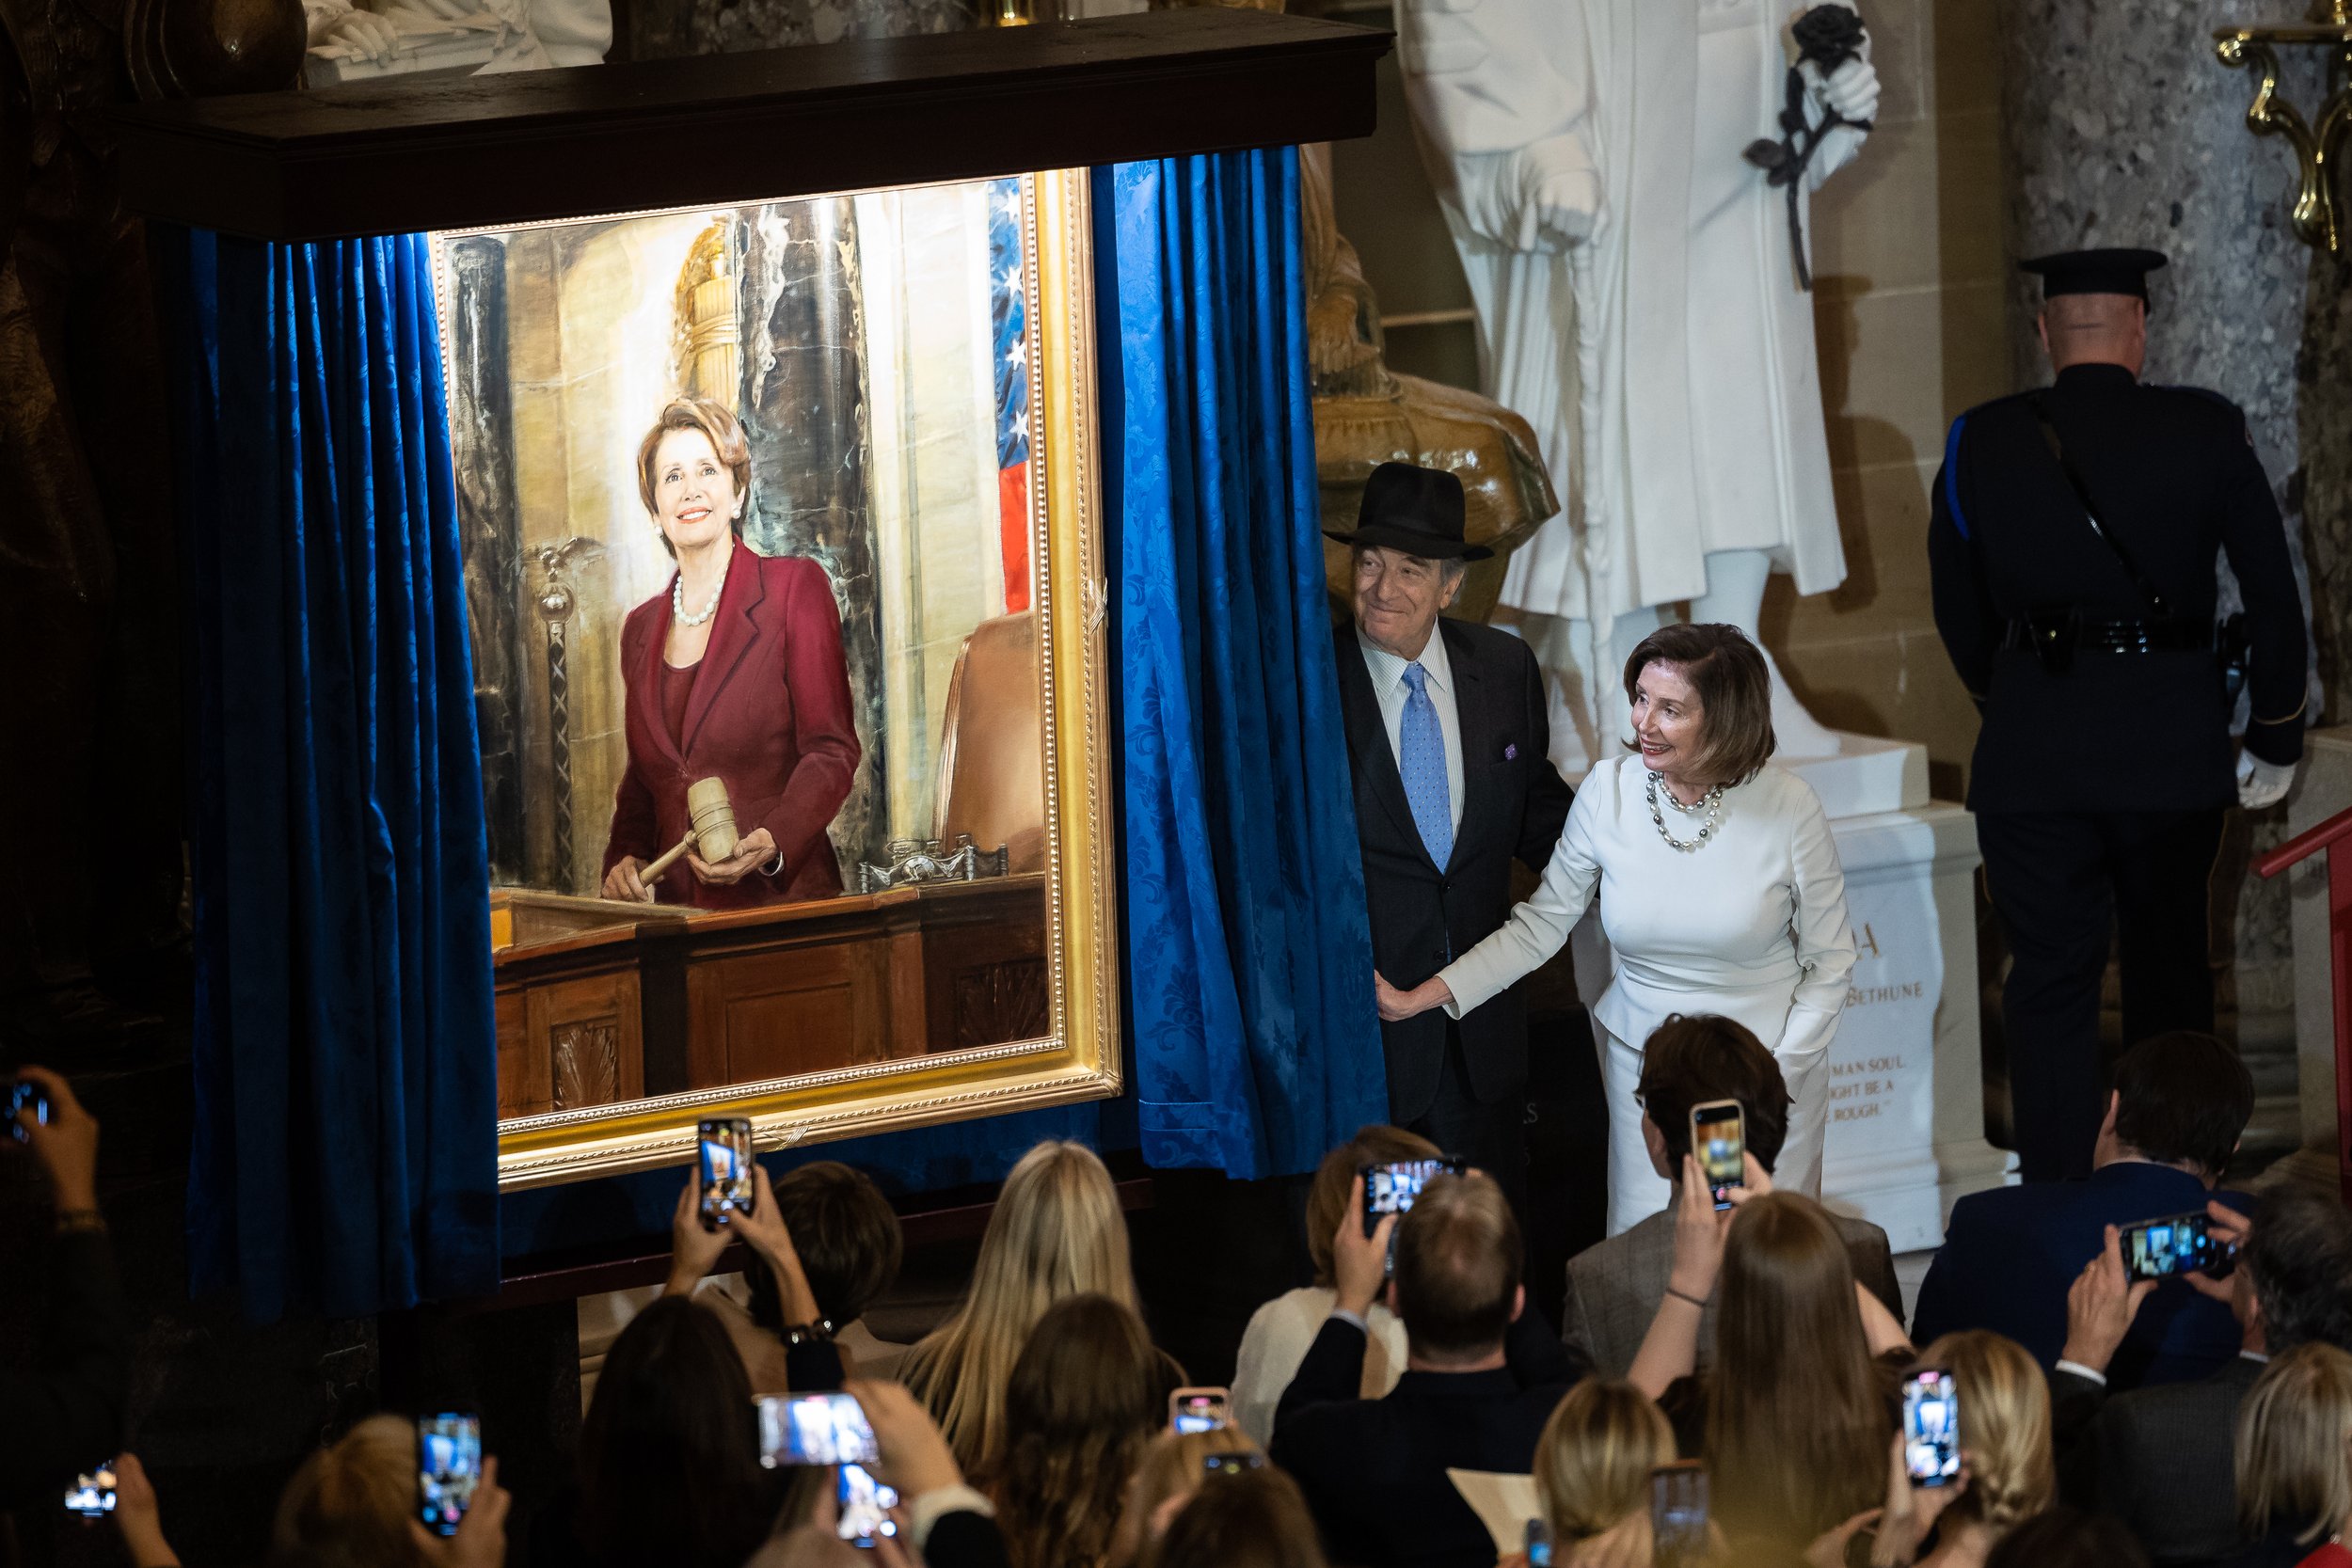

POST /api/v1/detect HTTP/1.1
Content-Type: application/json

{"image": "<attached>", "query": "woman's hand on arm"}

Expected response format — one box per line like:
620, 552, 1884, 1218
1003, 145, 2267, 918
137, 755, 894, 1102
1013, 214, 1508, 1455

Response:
688, 827, 779, 887
1374, 971, 1454, 1023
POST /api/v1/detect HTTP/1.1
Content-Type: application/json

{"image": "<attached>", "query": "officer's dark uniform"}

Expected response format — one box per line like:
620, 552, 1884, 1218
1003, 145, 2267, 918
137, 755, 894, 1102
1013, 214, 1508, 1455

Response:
1929, 248, 2307, 1182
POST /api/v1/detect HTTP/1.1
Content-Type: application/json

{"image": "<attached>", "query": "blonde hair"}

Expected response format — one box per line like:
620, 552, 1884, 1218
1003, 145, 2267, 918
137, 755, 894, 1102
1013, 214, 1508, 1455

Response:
1535, 1380, 1675, 1542
902, 1141, 1137, 1471
1108, 1428, 1263, 1567
1708, 1193, 1889, 1550
2238, 1342, 2352, 1546
1913, 1332, 2054, 1539
270, 1414, 427, 1568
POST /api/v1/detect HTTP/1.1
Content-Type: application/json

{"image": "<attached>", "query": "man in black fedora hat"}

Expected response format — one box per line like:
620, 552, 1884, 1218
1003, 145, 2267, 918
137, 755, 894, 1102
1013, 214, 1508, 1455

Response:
1329, 462, 1576, 1214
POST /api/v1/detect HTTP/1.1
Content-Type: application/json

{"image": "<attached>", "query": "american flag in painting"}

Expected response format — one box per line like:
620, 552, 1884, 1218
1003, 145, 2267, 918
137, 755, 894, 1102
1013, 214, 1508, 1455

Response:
989, 177, 1033, 614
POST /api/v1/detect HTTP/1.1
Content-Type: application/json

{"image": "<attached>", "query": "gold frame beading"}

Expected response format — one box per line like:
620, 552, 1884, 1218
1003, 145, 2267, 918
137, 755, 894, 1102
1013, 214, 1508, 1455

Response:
431, 168, 1120, 1190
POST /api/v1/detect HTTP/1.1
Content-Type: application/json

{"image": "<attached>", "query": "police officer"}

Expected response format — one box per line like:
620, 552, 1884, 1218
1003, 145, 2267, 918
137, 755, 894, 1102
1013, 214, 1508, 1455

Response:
1929, 248, 2308, 1182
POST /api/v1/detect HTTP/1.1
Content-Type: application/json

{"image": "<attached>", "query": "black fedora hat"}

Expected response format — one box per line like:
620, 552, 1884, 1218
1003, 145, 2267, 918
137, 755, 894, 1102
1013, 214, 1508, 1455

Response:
1323, 462, 1493, 562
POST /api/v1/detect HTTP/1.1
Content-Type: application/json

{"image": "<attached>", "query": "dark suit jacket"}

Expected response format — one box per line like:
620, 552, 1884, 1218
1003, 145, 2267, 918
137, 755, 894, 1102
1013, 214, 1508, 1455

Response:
1335, 618, 1576, 1119
1563, 1202, 1902, 1378
1911, 1162, 2249, 1388
2050, 1354, 2266, 1566
604, 549, 861, 907
1270, 1307, 1583, 1568
1929, 362, 2308, 813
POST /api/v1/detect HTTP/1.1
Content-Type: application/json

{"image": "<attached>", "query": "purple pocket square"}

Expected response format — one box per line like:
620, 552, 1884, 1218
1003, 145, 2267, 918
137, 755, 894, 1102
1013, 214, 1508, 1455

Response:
1504, 743, 1518, 761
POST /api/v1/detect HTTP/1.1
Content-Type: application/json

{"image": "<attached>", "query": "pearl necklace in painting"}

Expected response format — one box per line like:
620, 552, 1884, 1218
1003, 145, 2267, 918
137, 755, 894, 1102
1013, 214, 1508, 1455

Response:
672, 556, 731, 628
1645, 768, 1725, 853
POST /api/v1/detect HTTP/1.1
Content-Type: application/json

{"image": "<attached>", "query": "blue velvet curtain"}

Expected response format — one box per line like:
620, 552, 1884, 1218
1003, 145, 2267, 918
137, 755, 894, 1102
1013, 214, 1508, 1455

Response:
162, 228, 501, 1323
1102, 151, 1389, 1181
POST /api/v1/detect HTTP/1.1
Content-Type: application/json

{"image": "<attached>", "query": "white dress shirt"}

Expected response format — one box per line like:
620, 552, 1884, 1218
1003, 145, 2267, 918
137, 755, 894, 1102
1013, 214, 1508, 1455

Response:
1439, 755, 1856, 1064
1357, 625, 1465, 834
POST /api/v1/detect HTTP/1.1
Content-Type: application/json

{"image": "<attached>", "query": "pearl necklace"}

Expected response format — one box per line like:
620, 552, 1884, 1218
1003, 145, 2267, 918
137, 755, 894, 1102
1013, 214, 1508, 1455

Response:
672, 557, 730, 628
1646, 768, 1725, 853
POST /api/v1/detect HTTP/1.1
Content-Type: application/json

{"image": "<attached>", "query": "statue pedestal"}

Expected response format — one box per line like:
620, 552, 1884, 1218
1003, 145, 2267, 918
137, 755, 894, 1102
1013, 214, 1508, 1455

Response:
1567, 740, 2010, 1246
1783, 732, 1931, 820
1819, 801, 2011, 1251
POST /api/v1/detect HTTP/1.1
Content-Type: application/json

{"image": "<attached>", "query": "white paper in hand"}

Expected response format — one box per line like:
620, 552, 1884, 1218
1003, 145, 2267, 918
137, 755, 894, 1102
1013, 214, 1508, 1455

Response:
1446, 1468, 1542, 1558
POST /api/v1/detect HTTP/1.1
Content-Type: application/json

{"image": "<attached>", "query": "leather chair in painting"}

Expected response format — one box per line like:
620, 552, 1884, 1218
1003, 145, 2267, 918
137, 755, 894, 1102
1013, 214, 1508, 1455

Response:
934, 610, 1045, 874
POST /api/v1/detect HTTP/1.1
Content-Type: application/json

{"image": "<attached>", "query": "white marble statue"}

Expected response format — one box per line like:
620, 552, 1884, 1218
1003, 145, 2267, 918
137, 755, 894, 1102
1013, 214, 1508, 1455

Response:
1396, 0, 1881, 772
305, 0, 608, 81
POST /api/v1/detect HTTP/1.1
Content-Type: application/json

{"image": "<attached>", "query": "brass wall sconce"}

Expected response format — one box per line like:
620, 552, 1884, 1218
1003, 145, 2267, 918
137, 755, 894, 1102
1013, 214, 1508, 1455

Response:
2217, 2, 2352, 252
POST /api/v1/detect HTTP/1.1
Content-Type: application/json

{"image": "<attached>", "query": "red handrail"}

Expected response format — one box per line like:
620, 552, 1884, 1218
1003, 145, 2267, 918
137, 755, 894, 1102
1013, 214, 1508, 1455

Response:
2258, 802, 2352, 879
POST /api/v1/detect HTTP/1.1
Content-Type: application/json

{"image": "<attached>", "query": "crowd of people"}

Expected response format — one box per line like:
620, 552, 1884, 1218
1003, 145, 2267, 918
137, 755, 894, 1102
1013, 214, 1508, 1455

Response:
11, 1019, 2352, 1568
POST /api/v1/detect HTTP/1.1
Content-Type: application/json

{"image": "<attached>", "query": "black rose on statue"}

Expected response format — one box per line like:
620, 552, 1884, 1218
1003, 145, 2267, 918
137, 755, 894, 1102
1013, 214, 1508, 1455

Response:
1744, 3, 1875, 291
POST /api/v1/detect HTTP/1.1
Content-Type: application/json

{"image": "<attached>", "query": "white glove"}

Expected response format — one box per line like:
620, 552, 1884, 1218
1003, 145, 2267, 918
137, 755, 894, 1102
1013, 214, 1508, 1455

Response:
1511, 138, 1601, 252
2238, 752, 2297, 811
1810, 55, 1882, 125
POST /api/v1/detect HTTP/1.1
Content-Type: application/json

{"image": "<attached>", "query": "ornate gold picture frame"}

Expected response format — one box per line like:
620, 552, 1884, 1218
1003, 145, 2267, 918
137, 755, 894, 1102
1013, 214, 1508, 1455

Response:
430, 167, 1118, 1189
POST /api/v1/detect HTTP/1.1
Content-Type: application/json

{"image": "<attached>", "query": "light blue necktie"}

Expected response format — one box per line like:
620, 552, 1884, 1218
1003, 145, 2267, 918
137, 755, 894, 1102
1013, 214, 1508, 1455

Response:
1400, 662, 1453, 869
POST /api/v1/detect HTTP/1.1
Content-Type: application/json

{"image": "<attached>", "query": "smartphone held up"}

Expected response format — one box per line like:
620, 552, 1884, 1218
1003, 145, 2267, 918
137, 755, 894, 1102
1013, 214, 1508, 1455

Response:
1901, 1369, 1962, 1487
1168, 1387, 1232, 1435
418, 1412, 484, 1537
2120, 1210, 2223, 1283
1690, 1100, 1744, 1211
698, 1117, 755, 1231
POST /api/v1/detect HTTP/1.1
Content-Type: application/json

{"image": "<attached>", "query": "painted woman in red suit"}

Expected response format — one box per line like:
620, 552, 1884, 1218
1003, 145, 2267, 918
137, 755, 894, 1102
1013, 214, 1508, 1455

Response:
598, 399, 861, 910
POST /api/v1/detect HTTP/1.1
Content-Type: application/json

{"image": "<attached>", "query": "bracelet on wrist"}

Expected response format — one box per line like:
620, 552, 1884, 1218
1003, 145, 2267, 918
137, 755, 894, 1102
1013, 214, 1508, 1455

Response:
56, 1207, 106, 1237
783, 1320, 836, 1348
1664, 1284, 1708, 1310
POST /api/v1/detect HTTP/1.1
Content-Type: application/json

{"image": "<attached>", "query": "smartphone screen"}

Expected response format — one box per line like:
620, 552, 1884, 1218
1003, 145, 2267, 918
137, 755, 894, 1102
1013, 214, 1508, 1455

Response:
62, 1462, 116, 1519
836, 1462, 899, 1548
1691, 1101, 1744, 1211
1524, 1516, 1553, 1568
1360, 1157, 1467, 1236
418, 1413, 483, 1538
757, 1392, 882, 1469
698, 1117, 755, 1231
1168, 1387, 1231, 1435
1650, 1462, 1708, 1568
2122, 1211, 2216, 1283
8, 1078, 50, 1146
1902, 1369, 1962, 1486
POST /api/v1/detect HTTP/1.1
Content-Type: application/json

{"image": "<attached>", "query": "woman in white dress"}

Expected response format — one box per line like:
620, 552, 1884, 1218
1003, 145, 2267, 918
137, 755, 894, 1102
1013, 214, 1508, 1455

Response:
1377, 624, 1855, 1235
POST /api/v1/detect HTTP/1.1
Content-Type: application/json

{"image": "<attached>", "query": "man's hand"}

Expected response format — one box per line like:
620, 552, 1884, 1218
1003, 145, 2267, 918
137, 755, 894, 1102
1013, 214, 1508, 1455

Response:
1809, 55, 1882, 124
849, 1379, 965, 1500
2186, 1197, 2252, 1304
14, 1067, 100, 1213
664, 1175, 730, 1295
1375, 972, 1452, 1023
729, 1166, 821, 1325
2060, 1225, 2156, 1373
1333, 1175, 1395, 1319
2239, 752, 2297, 811
409, 1457, 511, 1568
689, 827, 780, 887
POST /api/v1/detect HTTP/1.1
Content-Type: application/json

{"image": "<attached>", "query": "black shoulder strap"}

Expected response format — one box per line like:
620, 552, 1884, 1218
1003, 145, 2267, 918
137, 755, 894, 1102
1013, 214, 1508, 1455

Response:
2030, 394, 2170, 617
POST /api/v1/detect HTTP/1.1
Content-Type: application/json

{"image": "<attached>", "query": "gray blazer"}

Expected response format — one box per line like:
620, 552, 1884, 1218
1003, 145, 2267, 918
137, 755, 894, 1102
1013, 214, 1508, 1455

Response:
1562, 1204, 1903, 1378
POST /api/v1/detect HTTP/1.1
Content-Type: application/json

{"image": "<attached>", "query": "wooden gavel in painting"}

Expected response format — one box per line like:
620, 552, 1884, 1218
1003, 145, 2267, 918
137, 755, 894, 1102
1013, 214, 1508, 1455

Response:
640, 777, 739, 888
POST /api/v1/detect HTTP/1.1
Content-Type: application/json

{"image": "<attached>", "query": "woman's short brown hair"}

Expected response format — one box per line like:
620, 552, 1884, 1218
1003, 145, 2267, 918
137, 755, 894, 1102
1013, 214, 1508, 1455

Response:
1637, 1014, 1792, 1173
1622, 622, 1776, 786
636, 398, 754, 555
1304, 1125, 1442, 1289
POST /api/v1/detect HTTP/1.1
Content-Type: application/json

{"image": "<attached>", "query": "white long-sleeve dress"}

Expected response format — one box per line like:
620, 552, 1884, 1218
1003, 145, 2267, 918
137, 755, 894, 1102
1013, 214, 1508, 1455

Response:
1439, 754, 1856, 1232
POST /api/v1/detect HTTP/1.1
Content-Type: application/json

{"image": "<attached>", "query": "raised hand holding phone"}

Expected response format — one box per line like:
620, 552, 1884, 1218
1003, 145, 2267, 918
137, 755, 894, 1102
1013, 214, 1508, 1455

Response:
408, 1455, 510, 1568
1333, 1175, 1396, 1320
2060, 1225, 2157, 1375
665, 1172, 731, 1295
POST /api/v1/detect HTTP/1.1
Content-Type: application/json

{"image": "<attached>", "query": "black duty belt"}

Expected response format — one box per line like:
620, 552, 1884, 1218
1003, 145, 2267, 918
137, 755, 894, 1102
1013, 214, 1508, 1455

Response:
2002, 615, 2218, 657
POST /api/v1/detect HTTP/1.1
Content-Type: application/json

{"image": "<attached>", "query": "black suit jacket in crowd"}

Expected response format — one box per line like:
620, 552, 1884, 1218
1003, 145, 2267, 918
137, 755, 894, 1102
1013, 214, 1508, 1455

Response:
1270, 1307, 1585, 1568
1929, 362, 2308, 814
1334, 617, 1576, 1121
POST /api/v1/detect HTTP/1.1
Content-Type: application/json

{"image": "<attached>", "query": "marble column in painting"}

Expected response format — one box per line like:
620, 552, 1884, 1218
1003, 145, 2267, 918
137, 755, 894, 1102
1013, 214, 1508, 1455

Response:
741, 198, 885, 882
1999, 2, 2347, 1140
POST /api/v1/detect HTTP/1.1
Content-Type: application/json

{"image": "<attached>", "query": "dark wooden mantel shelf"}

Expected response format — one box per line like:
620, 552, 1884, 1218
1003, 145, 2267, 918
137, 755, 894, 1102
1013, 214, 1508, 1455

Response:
108, 8, 1389, 242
